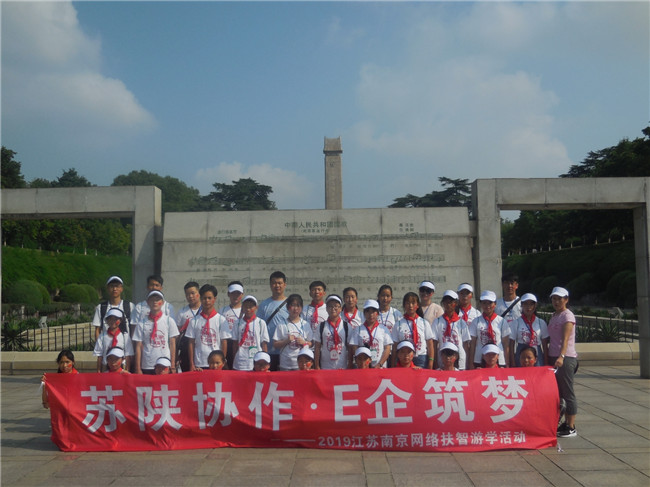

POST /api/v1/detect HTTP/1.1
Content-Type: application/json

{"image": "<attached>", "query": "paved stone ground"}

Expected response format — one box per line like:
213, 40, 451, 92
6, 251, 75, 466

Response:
2, 365, 648, 487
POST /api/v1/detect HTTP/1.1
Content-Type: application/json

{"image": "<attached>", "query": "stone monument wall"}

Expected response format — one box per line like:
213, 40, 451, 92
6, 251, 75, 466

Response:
161, 207, 474, 310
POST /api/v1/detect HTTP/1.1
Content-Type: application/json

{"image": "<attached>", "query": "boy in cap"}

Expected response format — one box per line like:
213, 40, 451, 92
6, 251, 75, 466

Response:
219, 281, 245, 367
354, 347, 372, 369
186, 284, 231, 371
349, 300, 393, 368
457, 283, 480, 324
395, 341, 420, 369
133, 275, 175, 335
438, 342, 460, 371
297, 348, 315, 370
253, 351, 271, 372
468, 291, 511, 369
431, 290, 471, 370
133, 290, 179, 374
418, 280, 444, 325
481, 343, 501, 369
92, 275, 134, 340
94, 308, 134, 372
154, 356, 172, 375
176, 281, 202, 372
314, 294, 352, 369
302, 280, 328, 334
105, 347, 130, 374
231, 295, 269, 371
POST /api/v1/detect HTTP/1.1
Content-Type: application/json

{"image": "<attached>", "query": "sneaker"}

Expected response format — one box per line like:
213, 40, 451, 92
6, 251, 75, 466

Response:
557, 423, 577, 438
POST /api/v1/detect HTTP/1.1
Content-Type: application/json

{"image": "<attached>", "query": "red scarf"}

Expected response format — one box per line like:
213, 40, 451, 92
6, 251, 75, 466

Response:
443, 312, 460, 339
483, 312, 497, 344
344, 308, 358, 323
397, 360, 416, 368
310, 301, 324, 325
239, 315, 256, 347
363, 321, 379, 347
404, 314, 420, 348
201, 309, 217, 341
460, 305, 472, 322
108, 327, 121, 349
328, 317, 342, 347
522, 313, 537, 346
149, 311, 163, 342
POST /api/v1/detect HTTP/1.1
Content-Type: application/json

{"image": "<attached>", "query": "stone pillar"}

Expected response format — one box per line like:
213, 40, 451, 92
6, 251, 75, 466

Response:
472, 179, 502, 294
633, 183, 650, 378
324, 137, 343, 210
132, 186, 162, 303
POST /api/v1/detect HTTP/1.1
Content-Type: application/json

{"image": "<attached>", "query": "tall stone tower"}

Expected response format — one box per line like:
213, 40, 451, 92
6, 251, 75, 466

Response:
323, 136, 343, 210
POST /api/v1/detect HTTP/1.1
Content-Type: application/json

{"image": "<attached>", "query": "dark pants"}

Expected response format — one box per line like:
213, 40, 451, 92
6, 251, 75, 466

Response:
551, 356, 579, 416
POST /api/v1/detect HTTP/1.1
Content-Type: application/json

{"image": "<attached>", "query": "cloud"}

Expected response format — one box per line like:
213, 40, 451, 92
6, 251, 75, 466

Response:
2, 2, 155, 153
194, 162, 318, 210
346, 3, 573, 202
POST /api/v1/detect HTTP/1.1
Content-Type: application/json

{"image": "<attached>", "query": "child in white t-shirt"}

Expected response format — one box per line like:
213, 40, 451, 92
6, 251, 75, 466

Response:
274, 294, 313, 370
231, 295, 269, 371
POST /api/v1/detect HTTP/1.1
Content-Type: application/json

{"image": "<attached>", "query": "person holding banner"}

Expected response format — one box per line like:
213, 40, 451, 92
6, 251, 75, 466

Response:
273, 294, 313, 370
481, 343, 501, 368
548, 286, 579, 438
41, 349, 78, 409
437, 342, 460, 371
253, 351, 272, 372
298, 348, 315, 370
349, 300, 393, 368
354, 347, 373, 369
105, 347, 130, 374
395, 341, 420, 369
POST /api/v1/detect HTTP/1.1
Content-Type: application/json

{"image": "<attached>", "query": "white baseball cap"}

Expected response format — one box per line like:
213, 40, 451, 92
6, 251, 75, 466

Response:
479, 290, 497, 302
442, 290, 459, 300
147, 290, 164, 300
440, 342, 459, 354
355, 347, 372, 358
242, 295, 258, 305
228, 283, 244, 293
363, 299, 380, 310
253, 351, 271, 363
521, 293, 538, 303
397, 341, 415, 352
419, 281, 435, 291
481, 344, 500, 355
326, 294, 342, 305
105, 276, 123, 286
107, 347, 125, 358
155, 357, 172, 368
550, 287, 569, 298
298, 348, 314, 360
105, 308, 123, 319
457, 283, 474, 293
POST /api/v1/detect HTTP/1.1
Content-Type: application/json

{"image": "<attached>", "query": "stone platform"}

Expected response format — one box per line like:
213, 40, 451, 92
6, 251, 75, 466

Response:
1, 365, 648, 486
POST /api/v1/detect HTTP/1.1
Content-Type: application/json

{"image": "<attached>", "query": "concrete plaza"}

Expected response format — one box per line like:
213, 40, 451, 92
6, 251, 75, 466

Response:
2, 365, 648, 487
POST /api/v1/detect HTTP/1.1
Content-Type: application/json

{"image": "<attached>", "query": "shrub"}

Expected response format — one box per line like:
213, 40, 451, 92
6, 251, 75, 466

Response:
567, 272, 599, 300
2, 280, 44, 307
619, 273, 637, 308
59, 284, 88, 303
35, 282, 51, 304
532, 276, 557, 301
79, 284, 99, 304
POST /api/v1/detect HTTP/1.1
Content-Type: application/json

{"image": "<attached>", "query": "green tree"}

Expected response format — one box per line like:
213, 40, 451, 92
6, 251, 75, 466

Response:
1, 147, 26, 188
51, 168, 94, 187
112, 170, 206, 213
389, 177, 471, 213
203, 178, 277, 211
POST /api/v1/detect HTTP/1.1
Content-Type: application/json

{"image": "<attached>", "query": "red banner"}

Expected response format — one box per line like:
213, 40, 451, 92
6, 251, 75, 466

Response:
47, 368, 558, 452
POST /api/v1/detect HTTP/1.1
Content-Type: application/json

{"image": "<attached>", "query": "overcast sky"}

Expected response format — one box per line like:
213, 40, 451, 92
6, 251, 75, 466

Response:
2, 1, 648, 210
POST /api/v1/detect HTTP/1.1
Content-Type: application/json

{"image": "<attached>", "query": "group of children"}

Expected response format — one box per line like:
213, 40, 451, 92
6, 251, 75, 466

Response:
85, 272, 552, 375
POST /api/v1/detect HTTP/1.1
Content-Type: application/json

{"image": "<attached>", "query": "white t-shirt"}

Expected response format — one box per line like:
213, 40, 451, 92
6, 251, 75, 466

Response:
340, 308, 363, 329
496, 298, 522, 328
133, 300, 175, 327
314, 319, 350, 369
378, 307, 403, 334
349, 323, 393, 368
257, 297, 289, 355
510, 316, 549, 347
391, 316, 434, 357
431, 316, 471, 370
458, 305, 481, 325
302, 303, 328, 334
185, 312, 231, 368
231, 316, 269, 371
91, 300, 134, 331
273, 318, 313, 370
218, 304, 241, 337
132, 314, 179, 370
176, 305, 201, 334
469, 314, 511, 365
93, 330, 134, 365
